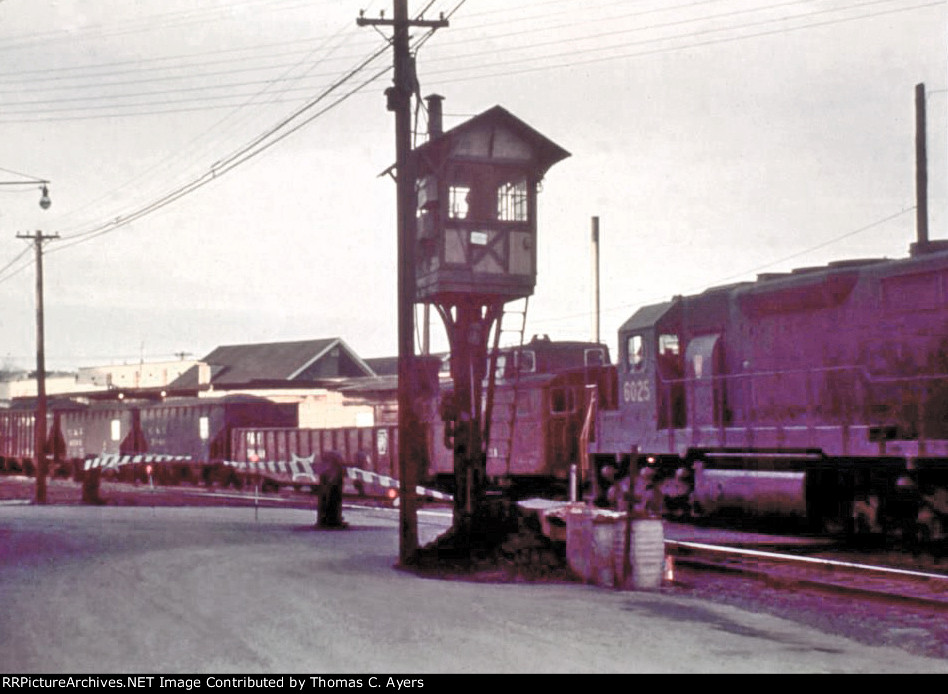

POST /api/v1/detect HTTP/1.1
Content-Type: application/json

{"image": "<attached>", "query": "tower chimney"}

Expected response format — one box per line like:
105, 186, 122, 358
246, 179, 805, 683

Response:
426, 94, 444, 140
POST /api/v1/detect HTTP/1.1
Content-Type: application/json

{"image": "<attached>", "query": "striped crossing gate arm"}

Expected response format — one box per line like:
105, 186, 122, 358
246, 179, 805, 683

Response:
219, 459, 452, 501
84, 453, 193, 471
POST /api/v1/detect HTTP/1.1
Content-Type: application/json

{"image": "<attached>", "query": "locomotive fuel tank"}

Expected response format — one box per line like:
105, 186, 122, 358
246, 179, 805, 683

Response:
690, 452, 812, 518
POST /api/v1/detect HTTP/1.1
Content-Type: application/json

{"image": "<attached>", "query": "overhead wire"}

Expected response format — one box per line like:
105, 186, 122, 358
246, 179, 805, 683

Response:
0, 0, 937, 233
0, 0, 312, 55
0, 245, 30, 277
0, 4, 394, 282
45, 11, 368, 239
45, 0, 447, 254
422, 0, 944, 86
0, 0, 937, 125
0, 0, 941, 329
46, 47, 394, 253
528, 207, 921, 333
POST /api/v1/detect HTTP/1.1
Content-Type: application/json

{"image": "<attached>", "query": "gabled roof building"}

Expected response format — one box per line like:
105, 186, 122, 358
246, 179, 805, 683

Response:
168, 337, 376, 394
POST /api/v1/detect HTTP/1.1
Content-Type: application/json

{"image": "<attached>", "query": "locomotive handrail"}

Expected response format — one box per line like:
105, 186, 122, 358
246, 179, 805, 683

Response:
653, 363, 948, 386
646, 362, 948, 444
579, 384, 598, 484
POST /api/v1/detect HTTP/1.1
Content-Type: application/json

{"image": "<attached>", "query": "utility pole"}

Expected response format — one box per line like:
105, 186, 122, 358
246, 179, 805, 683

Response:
357, 2, 448, 565
17, 230, 59, 504
915, 82, 929, 253
591, 216, 600, 344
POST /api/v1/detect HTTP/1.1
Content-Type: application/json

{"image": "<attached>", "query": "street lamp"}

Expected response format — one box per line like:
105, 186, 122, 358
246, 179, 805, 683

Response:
0, 176, 51, 209
7, 172, 54, 503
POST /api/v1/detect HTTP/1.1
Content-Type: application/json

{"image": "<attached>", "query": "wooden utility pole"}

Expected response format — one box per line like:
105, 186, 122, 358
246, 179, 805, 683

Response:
357, 2, 447, 565
17, 230, 59, 504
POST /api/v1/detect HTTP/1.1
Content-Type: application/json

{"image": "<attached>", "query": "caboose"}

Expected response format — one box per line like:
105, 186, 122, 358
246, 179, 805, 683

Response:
592, 241, 948, 539
425, 336, 614, 496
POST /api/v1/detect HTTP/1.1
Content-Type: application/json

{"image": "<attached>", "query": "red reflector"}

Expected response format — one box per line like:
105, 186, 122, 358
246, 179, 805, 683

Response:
387, 488, 397, 499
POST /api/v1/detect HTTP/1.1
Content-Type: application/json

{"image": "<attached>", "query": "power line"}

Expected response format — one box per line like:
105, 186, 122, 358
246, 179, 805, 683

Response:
0, 0, 926, 123
36, 3, 452, 254
0, 25, 394, 281
40, 15, 364, 238
422, 0, 944, 86
0, 0, 312, 54
44, 29, 414, 252
528, 207, 918, 329
0, 0, 937, 125
0, 1, 939, 291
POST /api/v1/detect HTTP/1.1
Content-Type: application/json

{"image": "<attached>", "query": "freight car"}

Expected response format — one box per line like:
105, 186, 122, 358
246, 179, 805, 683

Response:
225, 336, 612, 498
426, 336, 614, 496
0, 395, 298, 485
0, 405, 38, 474
590, 240, 948, 542
0, 398, 86, 477
228, 423, 399, 495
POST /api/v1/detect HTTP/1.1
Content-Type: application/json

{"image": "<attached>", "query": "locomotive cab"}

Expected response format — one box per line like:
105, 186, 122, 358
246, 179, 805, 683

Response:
617, 300, 687, 438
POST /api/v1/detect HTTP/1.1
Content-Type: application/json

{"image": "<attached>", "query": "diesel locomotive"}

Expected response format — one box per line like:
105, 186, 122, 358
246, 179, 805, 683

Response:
587, 238, 948, 541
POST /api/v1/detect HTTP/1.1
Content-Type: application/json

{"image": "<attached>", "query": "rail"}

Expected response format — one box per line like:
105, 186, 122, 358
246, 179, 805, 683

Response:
667, 539, 948, 609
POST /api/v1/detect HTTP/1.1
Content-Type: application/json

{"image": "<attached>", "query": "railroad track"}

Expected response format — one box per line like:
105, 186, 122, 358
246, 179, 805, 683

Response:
667, 540, 948, 610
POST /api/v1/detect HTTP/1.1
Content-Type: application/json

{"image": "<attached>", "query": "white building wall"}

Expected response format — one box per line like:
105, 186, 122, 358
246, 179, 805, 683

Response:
78, 360, 200, 389
0, 360, 200, 403
0, 374, 102, 400
298, 391, 375, 429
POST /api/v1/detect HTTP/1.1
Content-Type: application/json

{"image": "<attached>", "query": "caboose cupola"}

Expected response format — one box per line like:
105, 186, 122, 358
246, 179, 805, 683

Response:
413, 105, 569, 303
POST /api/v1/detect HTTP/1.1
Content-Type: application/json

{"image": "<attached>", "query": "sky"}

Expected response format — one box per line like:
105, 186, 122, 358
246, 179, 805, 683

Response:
0, 0, 944, 373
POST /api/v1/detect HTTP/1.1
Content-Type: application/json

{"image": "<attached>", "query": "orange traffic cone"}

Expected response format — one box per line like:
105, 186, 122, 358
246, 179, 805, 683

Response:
663, 555, 675, 583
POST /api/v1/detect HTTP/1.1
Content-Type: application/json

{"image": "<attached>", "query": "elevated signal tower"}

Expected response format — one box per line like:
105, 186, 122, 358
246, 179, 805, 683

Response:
360, 2, 568, 556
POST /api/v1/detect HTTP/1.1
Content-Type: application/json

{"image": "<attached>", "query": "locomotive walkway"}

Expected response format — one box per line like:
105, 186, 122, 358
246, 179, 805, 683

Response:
0, 498, 946, 673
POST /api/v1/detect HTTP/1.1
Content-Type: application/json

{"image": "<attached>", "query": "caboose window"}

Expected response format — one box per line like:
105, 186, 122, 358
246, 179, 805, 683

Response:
627, 335, 645, 372
199, 416, 209, 441
585, 348, 606, 366
497, 349, 536, 379
110, 419, 121, 442
551, 386, 576, 414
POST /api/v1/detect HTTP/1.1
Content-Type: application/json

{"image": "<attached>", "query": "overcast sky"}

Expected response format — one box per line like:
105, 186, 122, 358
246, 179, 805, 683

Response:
0, 0, 944, 372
